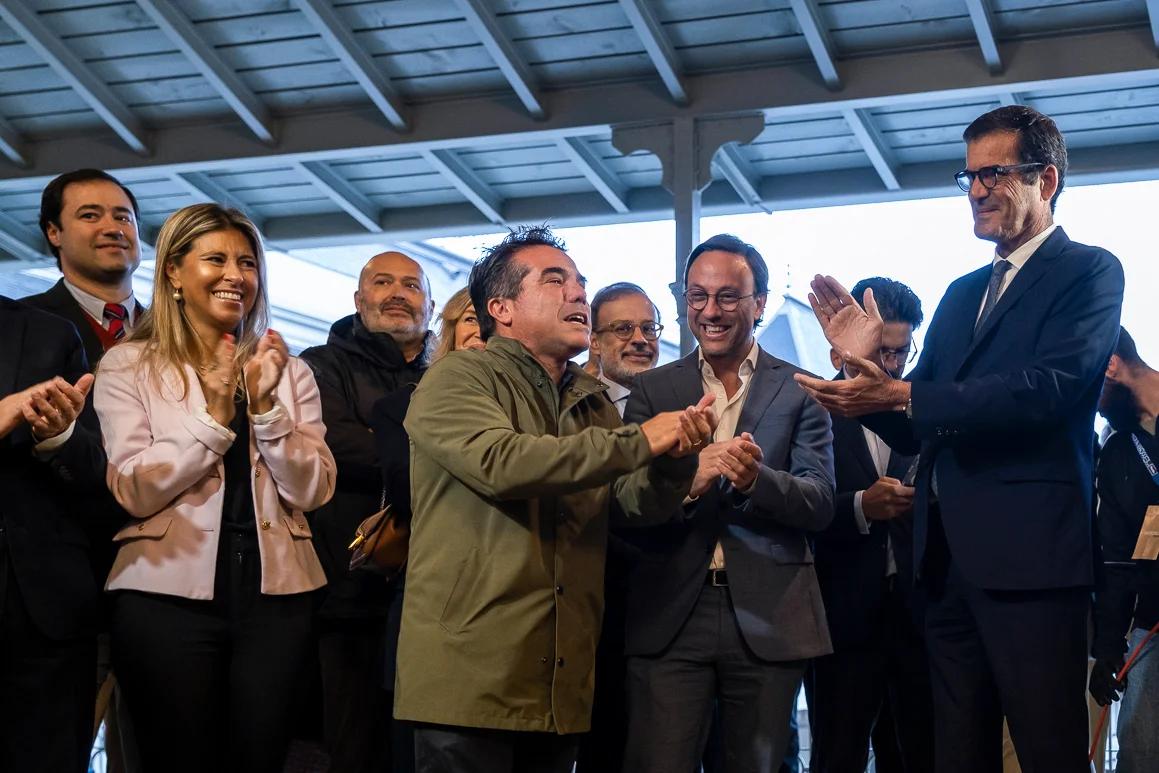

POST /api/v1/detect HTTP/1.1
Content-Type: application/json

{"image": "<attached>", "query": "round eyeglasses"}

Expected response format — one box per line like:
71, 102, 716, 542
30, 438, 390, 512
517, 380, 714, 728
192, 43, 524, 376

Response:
595, 321, 664, 341
954, 163, 1044, 193
683, 290, 755, 312
880, 344, 918, 364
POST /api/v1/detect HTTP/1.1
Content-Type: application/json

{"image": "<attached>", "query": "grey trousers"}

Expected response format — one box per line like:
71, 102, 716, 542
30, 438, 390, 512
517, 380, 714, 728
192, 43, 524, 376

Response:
623, 583, 805, 773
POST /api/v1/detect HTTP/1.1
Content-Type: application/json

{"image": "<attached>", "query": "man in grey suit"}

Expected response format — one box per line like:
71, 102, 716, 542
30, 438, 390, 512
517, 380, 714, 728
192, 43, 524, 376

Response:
621, 234, 835, 772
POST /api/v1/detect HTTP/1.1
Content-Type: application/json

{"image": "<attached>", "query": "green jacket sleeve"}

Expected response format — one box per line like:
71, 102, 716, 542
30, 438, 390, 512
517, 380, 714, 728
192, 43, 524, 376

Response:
404, 354, 653, 501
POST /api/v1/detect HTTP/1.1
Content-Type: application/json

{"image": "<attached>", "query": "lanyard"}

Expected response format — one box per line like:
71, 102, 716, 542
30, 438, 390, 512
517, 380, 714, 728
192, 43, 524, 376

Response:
1130, 433, 1159, 488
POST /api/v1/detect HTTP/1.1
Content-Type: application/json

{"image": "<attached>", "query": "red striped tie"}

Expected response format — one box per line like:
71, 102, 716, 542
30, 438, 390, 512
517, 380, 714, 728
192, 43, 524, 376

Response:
103, 302, 128, 341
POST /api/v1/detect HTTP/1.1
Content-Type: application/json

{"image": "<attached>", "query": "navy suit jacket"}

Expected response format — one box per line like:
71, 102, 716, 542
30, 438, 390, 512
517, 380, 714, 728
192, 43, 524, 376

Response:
813, 407, 918, 649
622, 346, 836, 661
0, 296, 108, 640
864, 227, 1124, 591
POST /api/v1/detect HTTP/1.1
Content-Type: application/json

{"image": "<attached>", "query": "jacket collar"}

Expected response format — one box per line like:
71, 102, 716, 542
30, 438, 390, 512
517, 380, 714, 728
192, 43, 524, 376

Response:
486, 336, 608, 404
326, 313, 432, 370
671, 344, 787, 433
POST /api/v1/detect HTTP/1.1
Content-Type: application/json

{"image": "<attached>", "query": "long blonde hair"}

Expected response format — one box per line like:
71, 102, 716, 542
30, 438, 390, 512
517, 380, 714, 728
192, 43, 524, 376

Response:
432, 286, 474, 363
122, 203, 270, 397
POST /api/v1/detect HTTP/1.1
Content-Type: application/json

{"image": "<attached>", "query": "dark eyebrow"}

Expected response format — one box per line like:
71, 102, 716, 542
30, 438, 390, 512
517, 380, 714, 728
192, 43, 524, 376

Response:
542, 267, 587, 286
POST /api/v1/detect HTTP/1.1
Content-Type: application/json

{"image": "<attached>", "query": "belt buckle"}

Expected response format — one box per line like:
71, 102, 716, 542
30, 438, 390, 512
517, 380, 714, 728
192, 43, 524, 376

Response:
709, 568, 727, 587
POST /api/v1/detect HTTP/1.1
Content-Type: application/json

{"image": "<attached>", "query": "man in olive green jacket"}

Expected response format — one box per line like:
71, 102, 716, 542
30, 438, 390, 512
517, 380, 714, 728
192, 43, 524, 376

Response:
396, 226, 717, 772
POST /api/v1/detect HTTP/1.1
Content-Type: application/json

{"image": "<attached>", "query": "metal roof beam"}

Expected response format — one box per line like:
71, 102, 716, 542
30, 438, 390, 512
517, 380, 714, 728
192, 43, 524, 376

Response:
136, 0, 275, 144
291, 0, 410, 131
0, 2, 148, 154
964, 0, 1004, 74
713, 143, 767, 212
617, 0, 688, 105
788, 0, 841, 89
843, 108, 899, 190
4, 26, 1159, 183
171, 172, 265, 228
0, 210, 46, 261
293, 161, 383, 232
420, 149, 505, 225
0, 115, 28, 168
556, 137, 629, 214
452, 0, 545, 119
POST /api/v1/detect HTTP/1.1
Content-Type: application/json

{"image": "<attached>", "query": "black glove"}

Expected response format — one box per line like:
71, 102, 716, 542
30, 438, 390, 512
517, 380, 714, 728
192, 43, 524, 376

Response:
1089, 656, 1127, 706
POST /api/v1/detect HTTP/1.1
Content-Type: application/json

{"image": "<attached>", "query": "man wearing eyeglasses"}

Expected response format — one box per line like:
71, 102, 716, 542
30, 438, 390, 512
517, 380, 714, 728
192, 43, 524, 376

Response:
796, 106, 1124, 773
587, 282, 663, 418
806, 277, 933, 773
621, 234, 835, 773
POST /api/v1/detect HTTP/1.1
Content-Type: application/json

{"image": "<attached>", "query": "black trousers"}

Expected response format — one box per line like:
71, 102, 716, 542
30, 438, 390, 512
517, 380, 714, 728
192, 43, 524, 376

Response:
110, 532, 316, 773
318, 618, 394, 773
413, 724, 579, 773
923, 510, 1090, 773
623, 583, 805, 773
0, 534, 95, 773
806, 577, 934, 773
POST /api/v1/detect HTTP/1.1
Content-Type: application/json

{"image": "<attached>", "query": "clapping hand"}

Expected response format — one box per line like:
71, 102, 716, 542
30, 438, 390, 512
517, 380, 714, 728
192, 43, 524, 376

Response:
244, 329, 288, 415
200, 333, 238, 427
808, 275, 884, 366
794, 351, 909, 418
0, 374, 94, 441
640, 394, 718, 458
689, 432, 764, 497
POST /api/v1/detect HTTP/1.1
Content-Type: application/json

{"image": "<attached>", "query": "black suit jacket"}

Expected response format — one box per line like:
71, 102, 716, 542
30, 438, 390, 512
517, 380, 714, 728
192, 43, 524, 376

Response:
813, 407, 918, 648
0, 296, 108, 640
622, 347, 836, 661
864, 228, 1124, 591
21, 278, 140, 590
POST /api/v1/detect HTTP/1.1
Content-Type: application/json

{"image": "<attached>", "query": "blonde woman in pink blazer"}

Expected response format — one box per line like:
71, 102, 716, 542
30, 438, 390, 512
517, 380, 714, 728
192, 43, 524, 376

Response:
94, 203, 335, 773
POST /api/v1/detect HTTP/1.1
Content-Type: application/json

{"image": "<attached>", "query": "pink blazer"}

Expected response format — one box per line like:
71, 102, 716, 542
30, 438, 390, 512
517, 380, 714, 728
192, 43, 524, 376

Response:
94, 342, 335, 600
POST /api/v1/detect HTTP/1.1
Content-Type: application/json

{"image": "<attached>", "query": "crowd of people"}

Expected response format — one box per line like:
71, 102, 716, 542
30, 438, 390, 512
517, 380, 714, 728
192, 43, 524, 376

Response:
0, 104, 1154, 773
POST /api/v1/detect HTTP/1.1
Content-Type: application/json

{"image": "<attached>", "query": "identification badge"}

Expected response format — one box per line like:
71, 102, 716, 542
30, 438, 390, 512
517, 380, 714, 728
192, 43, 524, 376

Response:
1132, 505, 1159, 560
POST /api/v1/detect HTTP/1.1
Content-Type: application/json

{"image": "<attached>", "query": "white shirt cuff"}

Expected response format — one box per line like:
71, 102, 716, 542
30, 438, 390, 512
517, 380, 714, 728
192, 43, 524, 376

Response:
249, 401, 285, 425
853, 490, 871, 535
32, 420, 75, 458
195, 405, 237, 442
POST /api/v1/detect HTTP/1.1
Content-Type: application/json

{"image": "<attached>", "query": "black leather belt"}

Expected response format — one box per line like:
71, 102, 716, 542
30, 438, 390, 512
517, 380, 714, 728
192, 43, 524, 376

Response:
706, 569, 728, 587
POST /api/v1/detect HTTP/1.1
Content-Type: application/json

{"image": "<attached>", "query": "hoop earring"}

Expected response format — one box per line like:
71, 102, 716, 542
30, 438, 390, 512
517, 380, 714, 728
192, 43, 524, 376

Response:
173, 288, 183, 303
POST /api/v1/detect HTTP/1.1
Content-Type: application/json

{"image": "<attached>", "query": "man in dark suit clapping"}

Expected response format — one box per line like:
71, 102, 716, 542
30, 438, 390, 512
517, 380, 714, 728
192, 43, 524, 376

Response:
797, 106, 1124, 773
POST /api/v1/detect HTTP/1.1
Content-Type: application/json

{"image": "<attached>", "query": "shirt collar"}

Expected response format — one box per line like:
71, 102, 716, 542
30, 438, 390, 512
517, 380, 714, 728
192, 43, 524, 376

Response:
996, 223, 1057, 270
698, 339, 760, 380
63, 278, 137, 325
598, 374, 631, 405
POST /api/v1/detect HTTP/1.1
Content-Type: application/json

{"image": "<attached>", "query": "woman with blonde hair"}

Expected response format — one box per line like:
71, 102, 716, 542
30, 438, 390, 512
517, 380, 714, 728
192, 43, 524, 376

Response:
94, 203, 335, 773
431, 285, 483, 361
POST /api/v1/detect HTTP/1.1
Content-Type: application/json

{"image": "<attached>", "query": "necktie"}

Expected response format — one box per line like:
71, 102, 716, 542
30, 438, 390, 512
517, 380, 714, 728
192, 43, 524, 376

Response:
103, 302, 128, 341
974, 259, 1012, 336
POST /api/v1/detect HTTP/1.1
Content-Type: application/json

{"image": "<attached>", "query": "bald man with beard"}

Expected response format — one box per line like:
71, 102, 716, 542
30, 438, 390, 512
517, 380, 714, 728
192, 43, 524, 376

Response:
301, 251, 436, 773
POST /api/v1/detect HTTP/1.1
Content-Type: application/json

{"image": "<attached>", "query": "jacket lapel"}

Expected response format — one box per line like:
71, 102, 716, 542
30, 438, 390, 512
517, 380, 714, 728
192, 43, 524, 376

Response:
736, 349, 786, 435
669, 350, 707, 412
964, 228, 1067, 367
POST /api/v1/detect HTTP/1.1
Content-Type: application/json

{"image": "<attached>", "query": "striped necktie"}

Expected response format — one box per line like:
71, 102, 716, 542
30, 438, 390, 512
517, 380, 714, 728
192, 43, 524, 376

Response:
103, 302, 128, 341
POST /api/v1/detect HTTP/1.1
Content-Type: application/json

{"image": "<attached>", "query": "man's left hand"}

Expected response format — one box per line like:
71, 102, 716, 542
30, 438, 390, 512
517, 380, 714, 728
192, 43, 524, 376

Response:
22, 374, 95, 441
794, 352, 909, 417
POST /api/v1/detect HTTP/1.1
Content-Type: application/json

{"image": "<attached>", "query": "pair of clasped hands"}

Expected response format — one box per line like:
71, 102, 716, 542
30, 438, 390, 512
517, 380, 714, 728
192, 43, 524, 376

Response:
198, 330, 289, 427
639, 394, 764, 497
0, 373, 94, 442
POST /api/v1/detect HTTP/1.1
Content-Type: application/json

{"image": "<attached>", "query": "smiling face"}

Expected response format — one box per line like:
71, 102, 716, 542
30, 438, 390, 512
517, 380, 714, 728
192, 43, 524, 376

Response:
46, 179, 140, 283
685, 250, 766, 363
590, 292, 660, 387
489, 245, 590, 366
165, 227, 259, 342
453, 305, 484, 351
965, 131, 1057, 255
355, 252, 434, 345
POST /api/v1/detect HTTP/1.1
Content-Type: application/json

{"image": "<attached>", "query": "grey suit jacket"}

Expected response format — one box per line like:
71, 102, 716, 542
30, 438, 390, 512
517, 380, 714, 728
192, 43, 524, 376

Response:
621, 346, 835, 661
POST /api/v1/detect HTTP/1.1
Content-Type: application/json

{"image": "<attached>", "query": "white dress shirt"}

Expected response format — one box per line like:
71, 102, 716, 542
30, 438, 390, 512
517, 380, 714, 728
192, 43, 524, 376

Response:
599, 374, 631, 419
699, 340, 760, 571
976, 223, 1056, 320
63, 278, 138, 334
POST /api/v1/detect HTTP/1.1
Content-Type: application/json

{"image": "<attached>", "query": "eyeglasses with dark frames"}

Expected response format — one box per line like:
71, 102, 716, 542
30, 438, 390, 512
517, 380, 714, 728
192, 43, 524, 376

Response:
880, 344, 918, 365
595, 321, 664, 341
954, 163, 1045, 193
683, 290, 755, 312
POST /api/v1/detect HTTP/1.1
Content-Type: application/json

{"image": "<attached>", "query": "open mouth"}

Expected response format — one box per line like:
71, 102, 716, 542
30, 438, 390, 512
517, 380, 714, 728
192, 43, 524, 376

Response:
212, 290, 243, 303
564, 312, 589, 326
701, 324, 730, 338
